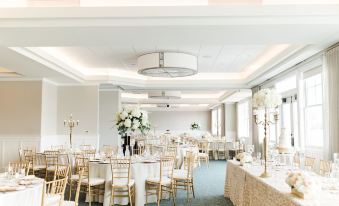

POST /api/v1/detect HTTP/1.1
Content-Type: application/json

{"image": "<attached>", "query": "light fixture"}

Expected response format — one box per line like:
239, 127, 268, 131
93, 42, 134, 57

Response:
137, 52, 198, 78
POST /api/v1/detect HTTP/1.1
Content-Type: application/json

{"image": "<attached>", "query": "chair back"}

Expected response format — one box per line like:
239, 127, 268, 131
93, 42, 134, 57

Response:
305, 156, 316, 171
8, 162, 31, 176
43, 178, 68, 206
160, 156, 175, 181
293, 152, 301, 168
74, 156, 90, 179
110, 158, 132, 187
319, 160, 332, 176
82, 149, 96, 159
198, 141, 209, 154
54, 164, 70, 180
44, 150, 60, 168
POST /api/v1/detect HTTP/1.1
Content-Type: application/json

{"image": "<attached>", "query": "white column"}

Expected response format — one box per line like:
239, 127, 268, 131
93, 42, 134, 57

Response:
99, 88, 121, 148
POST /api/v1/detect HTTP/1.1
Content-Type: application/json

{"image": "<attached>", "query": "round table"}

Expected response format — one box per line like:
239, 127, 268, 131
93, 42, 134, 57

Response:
90, 160, 161, 206
0, 179, 43, 206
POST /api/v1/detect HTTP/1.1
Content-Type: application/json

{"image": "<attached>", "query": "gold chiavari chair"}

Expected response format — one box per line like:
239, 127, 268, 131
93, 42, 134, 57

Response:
173, 151, 195, 202
75, 156, 105, 206
145, 156, 176, 206
217, 141, 227, 160
18, 147, 24, 163
319, 160, 332, 177
44, 150, 60, 180
54, 164, 70, 181
110, 158, 135, 206
80, 144, 95, 151
42, 176, 68, 206
293, 152, 301, 169
82, 149, 96, 159
101, 145, 115, 157
62, 169, 84, 206
24, 149, 46, 177
305, 156, 316, 171
8, 162, 31, 176
197, 141, 209, 166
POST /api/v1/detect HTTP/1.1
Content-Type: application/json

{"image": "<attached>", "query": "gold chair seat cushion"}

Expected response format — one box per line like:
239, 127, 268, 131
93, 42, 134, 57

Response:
33, 165, 46, 170
146, 177, 172, 186
173, 169, 190, 179
44, 194, 62, 206
198, 153, 208, 157
61, 200, 76, 206
112, 179, 135, 187
81, 177, 105, 186
70, 174, 79, 180
46, 166, 67, 171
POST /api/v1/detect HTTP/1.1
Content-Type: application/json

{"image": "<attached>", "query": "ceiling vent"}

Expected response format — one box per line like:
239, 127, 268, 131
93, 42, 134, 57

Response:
137, 52, 198, 78
148, 91, 181, 99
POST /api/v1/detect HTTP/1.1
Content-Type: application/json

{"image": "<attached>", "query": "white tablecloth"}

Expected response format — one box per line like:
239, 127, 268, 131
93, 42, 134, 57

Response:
225, 160, 339, 206
90, 161, 161, 206
0, 181, 43, 206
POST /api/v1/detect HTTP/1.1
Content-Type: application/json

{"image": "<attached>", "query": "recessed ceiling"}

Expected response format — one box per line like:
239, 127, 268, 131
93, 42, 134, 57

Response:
34, 44, 267, 73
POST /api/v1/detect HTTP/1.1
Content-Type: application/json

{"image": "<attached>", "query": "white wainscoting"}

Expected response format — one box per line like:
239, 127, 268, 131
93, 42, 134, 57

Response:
0, 137, 40, 170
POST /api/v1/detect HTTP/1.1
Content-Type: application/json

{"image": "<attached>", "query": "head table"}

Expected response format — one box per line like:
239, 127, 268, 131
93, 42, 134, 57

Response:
224, 160, 339, 206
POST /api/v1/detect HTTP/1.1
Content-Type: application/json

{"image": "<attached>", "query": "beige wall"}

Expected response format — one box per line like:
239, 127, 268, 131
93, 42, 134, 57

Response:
99, 90, 121, 147
0, 81, 42, 137
148, 110, 211, 136
57, 85, 99, 147
225, 103, 237, 140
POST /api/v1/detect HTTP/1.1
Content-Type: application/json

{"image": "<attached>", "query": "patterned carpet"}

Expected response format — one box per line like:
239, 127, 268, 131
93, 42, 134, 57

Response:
79, 160, 234, 206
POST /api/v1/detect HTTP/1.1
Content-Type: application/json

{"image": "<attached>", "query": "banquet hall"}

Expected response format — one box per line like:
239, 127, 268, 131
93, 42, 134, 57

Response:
0, 1, 339, 206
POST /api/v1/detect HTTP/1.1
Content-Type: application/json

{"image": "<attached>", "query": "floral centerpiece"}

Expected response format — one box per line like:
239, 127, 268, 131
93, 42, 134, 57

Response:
252, 88, 282, 178
114, 106, 150, 136
190, 122, 200, 130
235, 152, 253, 165
285, 172, 313, 199
252, 88, 282, 109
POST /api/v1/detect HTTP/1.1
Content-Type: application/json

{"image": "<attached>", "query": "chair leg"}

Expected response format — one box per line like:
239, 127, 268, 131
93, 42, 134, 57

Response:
129, 187, 133, 206
69, 180, 72, 201
88, 186, 91, 206
191, 179, 195, 198
186, 180, 190, 202
157, 185, 162, 206
111, 187, 114, 206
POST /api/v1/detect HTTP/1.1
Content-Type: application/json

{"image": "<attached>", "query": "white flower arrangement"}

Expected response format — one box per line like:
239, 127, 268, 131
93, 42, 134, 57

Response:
235, 152, 253, 164
114, 106, 150, 136
285, 172, 313, 197
252, 88, 282, 108
190, 122, 200, 130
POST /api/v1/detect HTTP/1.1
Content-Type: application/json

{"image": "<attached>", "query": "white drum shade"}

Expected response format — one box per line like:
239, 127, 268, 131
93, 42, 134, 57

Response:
137, 52, 198, 78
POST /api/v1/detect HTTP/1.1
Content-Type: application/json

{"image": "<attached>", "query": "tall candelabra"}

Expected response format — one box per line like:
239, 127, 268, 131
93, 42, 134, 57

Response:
253, 109, 279, 178
64, 114, 79, 149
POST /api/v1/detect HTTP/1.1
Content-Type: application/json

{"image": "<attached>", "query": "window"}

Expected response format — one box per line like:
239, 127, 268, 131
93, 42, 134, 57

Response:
280, 96, 298, 147
304, 73, 323, 147
237, 101, 249, 138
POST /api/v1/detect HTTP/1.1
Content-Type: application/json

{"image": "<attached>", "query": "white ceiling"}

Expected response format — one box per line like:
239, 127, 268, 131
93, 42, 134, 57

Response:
37, 44, 267, 73
0, 5, 339, 108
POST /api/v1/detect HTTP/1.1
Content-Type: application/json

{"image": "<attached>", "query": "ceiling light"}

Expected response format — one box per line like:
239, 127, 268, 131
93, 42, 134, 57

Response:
137, 52, 198, 78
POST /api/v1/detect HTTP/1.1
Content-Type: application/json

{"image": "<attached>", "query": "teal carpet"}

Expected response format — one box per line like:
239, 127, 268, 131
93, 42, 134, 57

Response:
79, 161, 234, 206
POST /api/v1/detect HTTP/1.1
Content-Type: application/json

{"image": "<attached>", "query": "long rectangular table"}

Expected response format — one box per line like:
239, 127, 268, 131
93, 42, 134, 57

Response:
224, 160, 339, 206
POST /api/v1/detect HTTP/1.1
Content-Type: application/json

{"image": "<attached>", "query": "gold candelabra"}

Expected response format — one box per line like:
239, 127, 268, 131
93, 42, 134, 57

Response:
64, 114, 79, 149
253, 108, 279, 178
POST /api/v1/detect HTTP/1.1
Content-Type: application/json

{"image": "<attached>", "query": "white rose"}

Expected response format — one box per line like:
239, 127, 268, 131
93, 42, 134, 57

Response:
131, 108, 141, 118
141, 118, 148, 126
132, 119, 140, 129
124, 119, 131, 128
120, 111, 128, 120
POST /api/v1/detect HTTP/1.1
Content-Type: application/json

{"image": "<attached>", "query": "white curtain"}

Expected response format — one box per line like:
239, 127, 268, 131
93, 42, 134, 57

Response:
323, 45, 339, 160
251, 86, 263, 153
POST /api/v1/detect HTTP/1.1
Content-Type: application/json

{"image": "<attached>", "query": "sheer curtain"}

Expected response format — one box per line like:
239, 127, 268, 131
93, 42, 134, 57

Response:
323, 45, 339, 160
